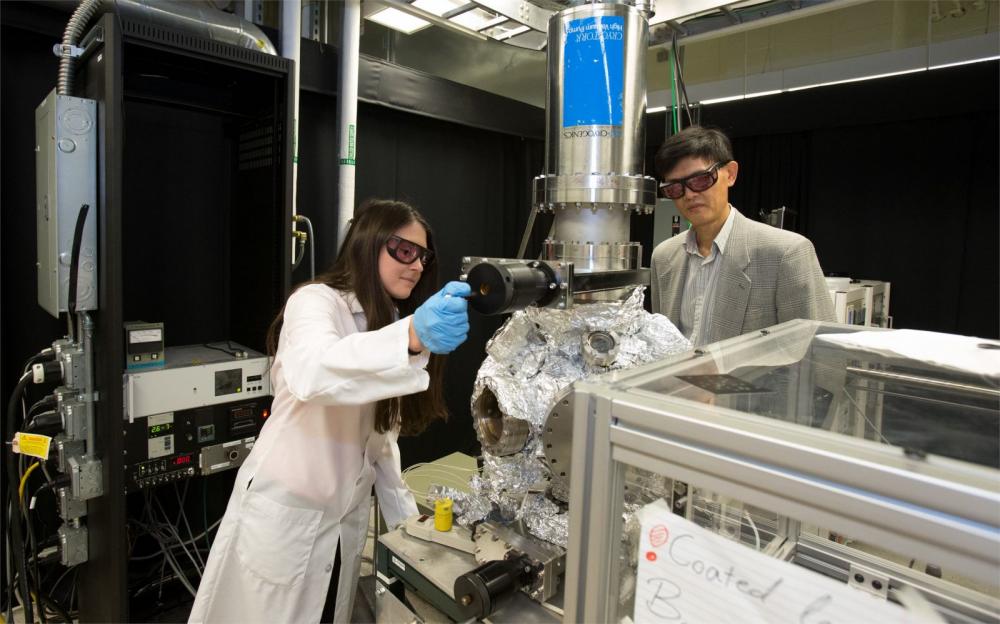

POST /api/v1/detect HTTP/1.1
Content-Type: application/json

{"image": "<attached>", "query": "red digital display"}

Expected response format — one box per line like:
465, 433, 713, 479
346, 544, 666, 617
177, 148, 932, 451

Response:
172, 455, 192, 466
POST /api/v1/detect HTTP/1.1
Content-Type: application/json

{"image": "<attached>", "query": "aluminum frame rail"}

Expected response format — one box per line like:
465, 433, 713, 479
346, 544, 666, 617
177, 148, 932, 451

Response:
562, 320, 1000, 623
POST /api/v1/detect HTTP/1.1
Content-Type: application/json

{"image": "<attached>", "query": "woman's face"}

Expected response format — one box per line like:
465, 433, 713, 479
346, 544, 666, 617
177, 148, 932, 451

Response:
379, 220, 428, 300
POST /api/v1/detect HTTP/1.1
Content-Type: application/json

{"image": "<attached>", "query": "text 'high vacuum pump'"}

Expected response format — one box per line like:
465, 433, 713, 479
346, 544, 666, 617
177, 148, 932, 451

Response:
463, 0, 656, 316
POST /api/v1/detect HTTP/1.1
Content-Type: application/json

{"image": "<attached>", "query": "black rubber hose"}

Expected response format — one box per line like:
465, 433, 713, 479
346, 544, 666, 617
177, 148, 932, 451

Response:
5, 373, 35, 624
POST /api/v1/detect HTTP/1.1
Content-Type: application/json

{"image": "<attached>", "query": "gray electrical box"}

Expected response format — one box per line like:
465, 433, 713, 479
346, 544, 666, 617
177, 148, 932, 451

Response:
35, 90, 98, 318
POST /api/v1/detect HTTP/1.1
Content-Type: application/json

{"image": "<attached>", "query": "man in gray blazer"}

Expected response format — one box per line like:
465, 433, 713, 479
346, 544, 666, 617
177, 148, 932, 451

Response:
650, 126, 834, 346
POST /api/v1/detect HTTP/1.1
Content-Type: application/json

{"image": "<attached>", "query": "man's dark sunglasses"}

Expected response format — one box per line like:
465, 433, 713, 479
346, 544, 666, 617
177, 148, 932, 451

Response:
386, 235, 434, 266
659, 161, 729, 200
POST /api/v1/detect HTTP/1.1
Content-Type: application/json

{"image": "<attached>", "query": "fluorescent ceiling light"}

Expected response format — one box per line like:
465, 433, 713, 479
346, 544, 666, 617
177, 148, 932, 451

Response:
450, 7, 499, 31
412, 0, 465, 15
744, 89, 781, 99
699, 94, 746, 104
480, 15, 510, 30
929, 55, 1000, 70
646, 105, 668, 113
491, 25, 530, 41
482, 22, 512, 38
702, 58, 997, 100
699, 90, 781, 105
786, 68, 925, 92
367, 7, 430, 34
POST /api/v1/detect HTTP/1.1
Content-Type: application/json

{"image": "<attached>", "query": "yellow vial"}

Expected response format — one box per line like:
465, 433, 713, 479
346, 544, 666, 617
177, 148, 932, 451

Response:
434, 497, 453, 532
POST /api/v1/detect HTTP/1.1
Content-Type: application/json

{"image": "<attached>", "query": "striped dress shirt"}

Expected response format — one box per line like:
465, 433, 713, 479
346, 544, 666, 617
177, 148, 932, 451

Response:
679, 206, 737, 346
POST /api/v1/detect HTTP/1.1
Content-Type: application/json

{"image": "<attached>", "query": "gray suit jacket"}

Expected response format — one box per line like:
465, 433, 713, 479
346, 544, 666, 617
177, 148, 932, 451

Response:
650, 208, 835, 344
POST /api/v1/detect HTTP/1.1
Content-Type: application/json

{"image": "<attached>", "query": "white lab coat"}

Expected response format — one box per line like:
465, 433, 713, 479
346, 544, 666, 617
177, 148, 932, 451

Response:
189, 284, 423, 624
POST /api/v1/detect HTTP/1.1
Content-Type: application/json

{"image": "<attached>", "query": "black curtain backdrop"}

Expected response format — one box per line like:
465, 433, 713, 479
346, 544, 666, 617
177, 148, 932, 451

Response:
805, 114, 998, 337
297, 92, 544, 465
639, 61, 999, 339
728, 132, 810, 230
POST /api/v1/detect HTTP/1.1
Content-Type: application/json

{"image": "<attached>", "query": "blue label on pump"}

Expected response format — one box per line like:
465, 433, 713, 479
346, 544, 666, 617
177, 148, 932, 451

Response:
562, 16, 625, 128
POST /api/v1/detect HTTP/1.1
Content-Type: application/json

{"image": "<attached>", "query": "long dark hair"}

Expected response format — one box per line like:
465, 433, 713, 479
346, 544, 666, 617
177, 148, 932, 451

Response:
266, 199, 448, 436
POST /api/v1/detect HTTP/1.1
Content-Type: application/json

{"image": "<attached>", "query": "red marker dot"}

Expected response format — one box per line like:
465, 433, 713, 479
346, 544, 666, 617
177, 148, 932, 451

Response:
646, 551, 657, 561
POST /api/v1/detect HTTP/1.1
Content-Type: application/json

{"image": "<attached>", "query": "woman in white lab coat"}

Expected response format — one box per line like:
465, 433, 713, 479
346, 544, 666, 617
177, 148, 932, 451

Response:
189, 199, 471, 624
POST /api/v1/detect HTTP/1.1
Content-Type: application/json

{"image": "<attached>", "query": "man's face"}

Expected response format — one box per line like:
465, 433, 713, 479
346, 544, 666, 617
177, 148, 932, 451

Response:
662, 156, 738, 229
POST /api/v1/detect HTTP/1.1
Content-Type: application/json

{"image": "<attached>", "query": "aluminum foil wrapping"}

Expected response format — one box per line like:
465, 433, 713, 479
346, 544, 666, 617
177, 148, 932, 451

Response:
549, 476, 570, 504
519, 493, 569, 549
485, 313, 548, 378
621, 501, 644, 570
426, 484, 491, 527
620, 502, 645, 609
470, 286, 691, 546
521, 287, 690, 375
479, 443, 548, 496
473, 360, 563, 431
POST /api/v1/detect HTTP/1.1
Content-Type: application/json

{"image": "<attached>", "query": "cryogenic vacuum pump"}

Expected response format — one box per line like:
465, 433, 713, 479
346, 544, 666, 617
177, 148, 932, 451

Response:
442, 2, 693, 618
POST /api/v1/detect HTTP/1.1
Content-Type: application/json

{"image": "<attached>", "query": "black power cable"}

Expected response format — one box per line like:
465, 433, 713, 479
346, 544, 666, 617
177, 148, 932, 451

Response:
66, 203, 90, 341
5, 372, 35, 624
25, 412, 62, 435
27, 395, 57, 418
6, 352, 57, 620
22, 483, 48, 624
38, 591, 73, 624
202, 341, 242, 357
5, 501, 15, 623
21, 350, 54, 375
21, 465, 70, 624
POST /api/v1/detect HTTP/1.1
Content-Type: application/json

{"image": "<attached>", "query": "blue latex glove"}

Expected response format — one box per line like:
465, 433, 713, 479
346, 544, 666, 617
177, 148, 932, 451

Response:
413, 281, 472, 354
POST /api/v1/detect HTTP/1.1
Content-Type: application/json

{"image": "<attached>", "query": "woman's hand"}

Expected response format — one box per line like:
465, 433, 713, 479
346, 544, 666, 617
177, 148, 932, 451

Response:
410, 281, 471, 354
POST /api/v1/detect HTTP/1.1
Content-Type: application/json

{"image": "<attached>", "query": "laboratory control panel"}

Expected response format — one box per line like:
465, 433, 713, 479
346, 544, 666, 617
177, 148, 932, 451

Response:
123, 398, 270, 492
124, 343, 271, 421
132, 454, 197, 489
122, 343, 272, 492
